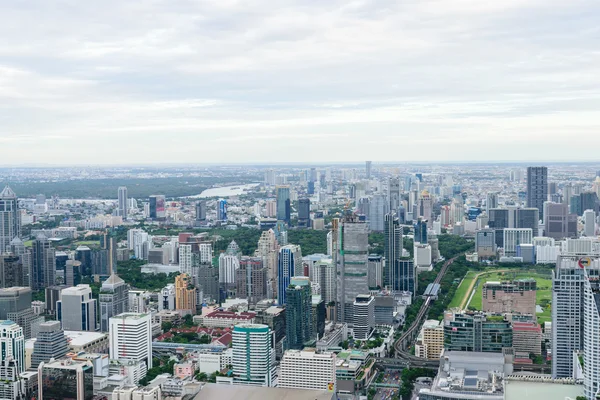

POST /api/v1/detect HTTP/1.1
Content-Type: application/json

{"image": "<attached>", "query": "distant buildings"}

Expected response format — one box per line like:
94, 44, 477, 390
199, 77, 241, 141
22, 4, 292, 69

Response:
276, 186, 291, 225
118, 186, 128, 219
217, 199, 228, 221
148, 194, 166, 219
0, 186, 20, 254
196, 200, 207, 221
297, 198, 311, 228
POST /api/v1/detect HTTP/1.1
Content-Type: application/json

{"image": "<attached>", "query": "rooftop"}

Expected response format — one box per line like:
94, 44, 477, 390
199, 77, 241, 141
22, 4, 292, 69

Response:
64, 331, 108, 347
205, 310, 256, 320
194, 384, 334, 400
504, 379, 583, 400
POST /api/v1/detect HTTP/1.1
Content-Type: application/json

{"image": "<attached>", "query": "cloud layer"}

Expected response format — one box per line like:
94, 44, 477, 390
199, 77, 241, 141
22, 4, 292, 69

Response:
1, 0, 599, 164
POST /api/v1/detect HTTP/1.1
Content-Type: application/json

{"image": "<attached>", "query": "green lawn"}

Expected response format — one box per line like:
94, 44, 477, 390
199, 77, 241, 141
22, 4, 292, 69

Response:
466, 270, 552, 324
75, 240, 101, 246
448, 271, 477, 309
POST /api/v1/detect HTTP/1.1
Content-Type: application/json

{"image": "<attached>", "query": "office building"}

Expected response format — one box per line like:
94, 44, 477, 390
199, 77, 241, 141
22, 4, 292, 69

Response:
388, 177, 401, 212
503, 228, 533, 257
0, 253, 24, 288
31, 321, 69, 368
365, 161, 372, 179
482, 279, 536, 315
175, 274, 196, 315
0, 186, 20, 255
219, 253, 239, 290
57, 285, 97, 332
486, 192, 499, 214
337, 212, 369, 323
353, 295, 374, 340
0, 320, 25, 374
277, 245, 302, 306
312, 295, 326, 339
584, 209, 596, 237
297, 198, 311, 228
279, 349, 336, 391
276, 186, 291, 224
526, 167, 548, 219
512, 321, 542, 356
475, 228, 496, 258
414, 218, 428, 244
286, 277, 313, 350
148, 194, 166, 219
236, 257, 267, 304
158, 284, 176, 311
583, 270, 600, 399
544, 201, 578, 240
443, 312, 512, 353
418, 190, 433, 227
552, 255, 600, 379
515, 207, 539, 237
571, 192, 600, 216
0, 286, 42, 339
368, 194, 388, 232
196, 200, 207, 221
99, 274, 129, 333
38, 359, 94, 400
415, 320, 444, 359
367, 255, 383, 289
384, 212, 402, 288
394, 258, 416, 295
232, 324, 276, 387
118, 186, 128, 219
196, 262, 220, 304
217, 199, 228, 221
31, 235, 56, 291
64, 259, 82, 287
109, 313, 153, 371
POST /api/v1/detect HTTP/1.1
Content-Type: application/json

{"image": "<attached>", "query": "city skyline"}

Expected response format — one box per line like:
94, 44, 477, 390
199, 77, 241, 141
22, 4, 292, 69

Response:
1, 1, 600, 164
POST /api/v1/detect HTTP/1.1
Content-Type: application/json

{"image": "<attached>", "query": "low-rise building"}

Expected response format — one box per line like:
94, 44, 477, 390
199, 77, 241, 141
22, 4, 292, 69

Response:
482, 279, 537, 315
512, 321, 542, 356
197, 310, 256, 328
65, 330, 109, 353
415, 320, 444, 359
279, 349, 336, 392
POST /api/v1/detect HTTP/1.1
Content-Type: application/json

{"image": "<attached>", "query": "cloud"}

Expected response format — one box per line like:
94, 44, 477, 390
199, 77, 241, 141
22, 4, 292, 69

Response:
0, 0, 599, 164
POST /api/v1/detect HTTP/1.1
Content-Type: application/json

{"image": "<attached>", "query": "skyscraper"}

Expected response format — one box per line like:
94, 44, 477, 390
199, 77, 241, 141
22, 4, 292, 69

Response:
394, 259, 416, 295
387, 177, 401, 212
486, 192, 499, 214
217, 199, 228, 221
583, 269, 600, 399
526, 166, 548, 219
31, 321, 69, 369
544, 202, 577, 240
369, 194, 388, 232
418, 190, 433, 227
38, 358, 94, 400
0, 320, 25, 374
0, 286, 43, 340
297, 198, 311, 228
277, 245, 302, 305
236, 257, 267, 305
232, 324, 276, 387
117, 186, 128, 219
99, 274, 129, 333
175, 274, 196, 315
57, 285, 97, 332
337, 211, 369, 323
109, 313, 153, 372
276, 186, 291, 224
219, 251, 240, 291
365, 161, 372, 179
31, 235, 56, 290
584, 209, 596, 237
0, 253, 24, 288
353, 294, 375, 340
0, 186, 20, 255
195, 200, 207, 221
148, 195, 166, 219
285, 277, 313, 350
414, 219, 428, 244
384, 212, 402, 289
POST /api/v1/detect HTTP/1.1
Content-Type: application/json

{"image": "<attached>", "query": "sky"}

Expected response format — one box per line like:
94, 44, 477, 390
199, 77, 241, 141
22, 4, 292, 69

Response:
1, 0, 599, 165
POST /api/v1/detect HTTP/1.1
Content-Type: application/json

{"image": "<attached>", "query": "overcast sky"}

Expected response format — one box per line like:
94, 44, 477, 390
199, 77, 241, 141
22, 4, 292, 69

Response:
1, 0, 599, 165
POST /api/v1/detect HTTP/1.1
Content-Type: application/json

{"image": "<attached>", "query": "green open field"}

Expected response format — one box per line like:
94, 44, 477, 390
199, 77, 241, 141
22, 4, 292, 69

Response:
74, 240, 101, 246
448, 271, 477, 309
450, 269, 553, 324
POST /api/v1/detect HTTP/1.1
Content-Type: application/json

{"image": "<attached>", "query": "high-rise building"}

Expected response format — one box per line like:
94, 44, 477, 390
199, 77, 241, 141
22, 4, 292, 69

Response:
394, 259, 416, 295
0, 253, 24, 288
337, 212, 369, 323
159, 284, 176, 311
475, 229, 496, 258
503, 228, 533, 257
0, 320, 25, 374
219, 253, 239, 290
31, 321, 69, 369
175, 274, 196, 315
583, 270, 600, 399
552, 255, 600, 379
99, 274, 129, 333
367, 255, 383, 289
486, 193, 499, 214
365, 161, 372, 180
217, 199, 228, 221
279, 349, 336, 391
415, 320, 444, 359
297, 198, 311, 228
285, 277, 313, 350
118, 186, 128, 219
195, 200, 207, 221
384, 212, 402, 289
312, 295, 326, 339
515, 207, 539, 237
544, 202, 578, 240
414, 218, 428, 244
369, 194, 388, 232
276, 186, 291, 225
236, 257, 267, 304
109, 313, 153, 372
232, 324, 276, 387
277, 245, 302, 306
418, 190, 433, 227
57, 285, 97, 332
388, 177, 401, 212
443, 312, 512, 353
31, 235, 56, 290
526, 166, 548, 219
584, 209, 596, 237
38, 358, 94, 400
0, 286, 43, 339
0, 186, 20, 255
148, 195, 166, 219
353, 294, 374, 340
311, 259, 336, 306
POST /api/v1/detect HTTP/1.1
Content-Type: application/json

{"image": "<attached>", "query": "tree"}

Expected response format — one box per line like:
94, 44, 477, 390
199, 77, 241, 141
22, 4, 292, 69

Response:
161, 322, 173, 332
195, 372, 208, 382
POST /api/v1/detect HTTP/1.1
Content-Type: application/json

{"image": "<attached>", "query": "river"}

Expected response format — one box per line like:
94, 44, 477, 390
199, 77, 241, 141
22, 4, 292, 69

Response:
188, 183, 260, 199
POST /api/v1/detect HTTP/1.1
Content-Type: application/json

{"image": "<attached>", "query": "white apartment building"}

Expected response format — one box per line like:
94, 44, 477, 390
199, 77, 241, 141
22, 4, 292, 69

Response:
279, 349, 336, 392
219, 253, 239, 287
179, 244, 193, 275
109, 313, 152, 374
503, 228, 533, 257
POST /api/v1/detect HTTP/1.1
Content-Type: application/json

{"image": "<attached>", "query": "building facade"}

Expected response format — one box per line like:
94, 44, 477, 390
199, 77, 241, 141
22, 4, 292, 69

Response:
232, 324, 276, 387
279, 350, 336, 391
